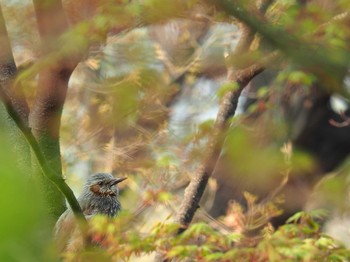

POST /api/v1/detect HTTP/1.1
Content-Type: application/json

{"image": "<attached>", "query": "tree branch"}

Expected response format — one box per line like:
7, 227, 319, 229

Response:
30, 0, 86, 218
0, 3, 32, 173
0, 3, 29, 124
1, 0, 86, 225
232, 0, 274, 55
174, 0, 275, 235
218, 0, 349, 93
0, 83, 88, 232
175, 63, 265, 232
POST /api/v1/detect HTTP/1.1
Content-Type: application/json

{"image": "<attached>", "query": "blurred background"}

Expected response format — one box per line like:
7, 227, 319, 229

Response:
1, 0, 350, 261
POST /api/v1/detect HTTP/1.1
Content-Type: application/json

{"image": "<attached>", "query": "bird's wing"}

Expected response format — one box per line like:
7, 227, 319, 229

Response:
54, 209, 78, 252
54, 209, 96, 252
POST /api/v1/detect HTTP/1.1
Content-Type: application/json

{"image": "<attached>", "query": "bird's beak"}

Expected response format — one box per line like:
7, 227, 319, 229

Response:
110, 177, 127, 186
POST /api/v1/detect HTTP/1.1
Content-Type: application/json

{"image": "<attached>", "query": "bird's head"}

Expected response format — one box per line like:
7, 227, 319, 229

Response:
85, 173, 127, 197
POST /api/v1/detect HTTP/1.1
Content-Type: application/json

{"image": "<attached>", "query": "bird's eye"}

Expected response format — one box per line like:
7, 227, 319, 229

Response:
98, 181, 103, 186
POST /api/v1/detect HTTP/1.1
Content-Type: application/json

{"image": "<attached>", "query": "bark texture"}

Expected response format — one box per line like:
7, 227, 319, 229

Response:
30, 0, 84, 219
0, 3, 31, 172
175, 0, 274, 234
0, 1, 87, 232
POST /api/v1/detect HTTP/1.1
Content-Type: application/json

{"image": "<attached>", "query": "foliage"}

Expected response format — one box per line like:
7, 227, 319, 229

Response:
1, 0, 350, 261
0, 123, 55, 261
62, 208, 350, 261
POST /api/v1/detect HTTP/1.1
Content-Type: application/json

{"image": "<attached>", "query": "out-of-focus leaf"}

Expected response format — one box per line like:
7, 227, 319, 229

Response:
0, 122, 55, 261
140, 0, 197, 24
217, 82, 239, 98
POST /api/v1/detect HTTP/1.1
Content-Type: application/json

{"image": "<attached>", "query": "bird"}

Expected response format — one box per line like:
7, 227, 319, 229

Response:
54, 173, 127, 252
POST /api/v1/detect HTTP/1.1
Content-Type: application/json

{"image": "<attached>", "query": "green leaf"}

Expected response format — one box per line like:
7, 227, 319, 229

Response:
257, 87, 269, 98
217, 82, 239, 98
205, 252, 225, 261
157, 191, 173, 203
286, 211, 304, 224
167, 245, 198, 258
287, 71, 315, 86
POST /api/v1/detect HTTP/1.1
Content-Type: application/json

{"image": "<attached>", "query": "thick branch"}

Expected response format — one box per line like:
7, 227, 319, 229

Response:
31, 0, 81, 139
30, 0, 85, 218
32, 0, 69, 45
0, 4, 29, 123
0, 84, 88, 232
218, 0, 348, 92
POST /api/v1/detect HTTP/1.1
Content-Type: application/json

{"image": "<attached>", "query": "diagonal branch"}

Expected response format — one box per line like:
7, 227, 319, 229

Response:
174, 0, 275, 235
175, 62, 266, 233
0, 2, 85, 227
0, 83, 88, 232
232, 0, 274, 55
218, 0, 349, 92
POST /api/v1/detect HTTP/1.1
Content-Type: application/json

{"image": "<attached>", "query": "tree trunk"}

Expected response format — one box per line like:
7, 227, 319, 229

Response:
30, 0, 83, 220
